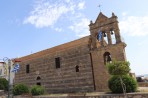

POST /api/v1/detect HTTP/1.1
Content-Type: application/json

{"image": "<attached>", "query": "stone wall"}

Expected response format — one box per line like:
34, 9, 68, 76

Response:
14, 36, 95, 93
90, 42, 126, 92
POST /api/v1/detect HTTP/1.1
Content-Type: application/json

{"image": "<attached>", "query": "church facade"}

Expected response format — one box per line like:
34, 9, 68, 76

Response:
14, 12, 127, 93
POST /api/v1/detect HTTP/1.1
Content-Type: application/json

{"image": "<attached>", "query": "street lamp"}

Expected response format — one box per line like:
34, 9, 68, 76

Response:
1, 57, 20, 98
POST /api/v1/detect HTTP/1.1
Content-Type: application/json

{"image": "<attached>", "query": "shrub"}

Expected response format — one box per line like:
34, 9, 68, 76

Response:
13, 84, 29, 95
31, 85, 44, 95
0, 84, 5, 90
108, 75, 138, 93
0, 78, 8, 91
106, 61, 130, 75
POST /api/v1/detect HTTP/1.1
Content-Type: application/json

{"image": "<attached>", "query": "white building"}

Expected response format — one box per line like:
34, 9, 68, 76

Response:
0, 62, 15, 85
0, 62, 7, 79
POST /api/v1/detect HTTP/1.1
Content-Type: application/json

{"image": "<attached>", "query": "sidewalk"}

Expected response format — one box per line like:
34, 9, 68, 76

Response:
138, 87, 148, 92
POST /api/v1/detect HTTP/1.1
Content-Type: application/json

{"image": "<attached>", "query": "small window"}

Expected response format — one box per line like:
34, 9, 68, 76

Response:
37, 76, 41, 80
36, 82, 41, 86
55, 57, 60, 68
26, 64, 30, 73
75, 65, 79, 72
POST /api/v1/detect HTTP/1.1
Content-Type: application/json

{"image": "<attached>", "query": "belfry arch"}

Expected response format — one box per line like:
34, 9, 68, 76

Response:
103, 52, 112, 64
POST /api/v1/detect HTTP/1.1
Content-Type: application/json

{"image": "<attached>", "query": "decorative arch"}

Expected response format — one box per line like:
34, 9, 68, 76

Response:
103, 31, 108, 45
36, 76, 41, 86
103, 52, 112, 64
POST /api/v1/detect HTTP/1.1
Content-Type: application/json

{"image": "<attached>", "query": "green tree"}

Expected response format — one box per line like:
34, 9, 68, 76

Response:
13, 84, 29, 95
0, 78, 8, 91
106, 60, 130, 75
106, 60, 137, 94
108, 75, 137, 93
31, 85, 45, 95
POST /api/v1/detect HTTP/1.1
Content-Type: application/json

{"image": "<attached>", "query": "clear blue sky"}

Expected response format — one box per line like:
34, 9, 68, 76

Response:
0, 0, 148, 75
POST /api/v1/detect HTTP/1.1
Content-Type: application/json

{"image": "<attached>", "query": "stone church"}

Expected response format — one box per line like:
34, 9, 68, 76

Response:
14, 12, 127, 93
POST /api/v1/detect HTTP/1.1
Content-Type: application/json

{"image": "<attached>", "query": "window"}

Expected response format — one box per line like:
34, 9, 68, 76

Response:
110, 29, 116, 44
36, 76, 41, 86
37, 76, 41, 80
103, 32, 108, 45
55, 57, 60, 68
75, 65, 79, 72
36, 82, 41, 86
26, 64, 30, 73
103, 52, 112, 64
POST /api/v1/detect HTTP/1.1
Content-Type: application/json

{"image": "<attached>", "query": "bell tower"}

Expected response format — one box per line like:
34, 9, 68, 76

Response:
89, 12, 127, 91
89, 12, 123, 49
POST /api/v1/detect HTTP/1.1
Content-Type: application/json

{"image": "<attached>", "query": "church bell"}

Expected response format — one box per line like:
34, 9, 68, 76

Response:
104, 32, 106, 37
111, 31, 114, 35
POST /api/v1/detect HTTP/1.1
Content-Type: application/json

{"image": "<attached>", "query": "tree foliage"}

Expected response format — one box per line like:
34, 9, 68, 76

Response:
31, 85, 45, 95
13, 84, 29, 95
108, 75, 138, 93
106, 60, 138, 93
106, 60, 130, 75
0, 78, 8, 91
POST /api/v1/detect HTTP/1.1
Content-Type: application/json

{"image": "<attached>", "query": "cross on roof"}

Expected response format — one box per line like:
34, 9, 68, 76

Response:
98, 4, 102, 12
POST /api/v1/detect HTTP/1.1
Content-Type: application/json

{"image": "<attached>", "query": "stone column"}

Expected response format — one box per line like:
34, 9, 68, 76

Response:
114, 23, 121, 43
101, 32, 105, 46
107, 30, 112, 45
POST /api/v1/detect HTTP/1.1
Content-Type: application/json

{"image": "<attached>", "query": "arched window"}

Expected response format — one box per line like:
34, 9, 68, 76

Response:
110, 28, 116, 44
36, 76, 41, 86
103, 31, 108, 45
97, 30, 102, 42
103, 52, 112, 64
36, 76, 41, 80
75, 65, 79, 72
